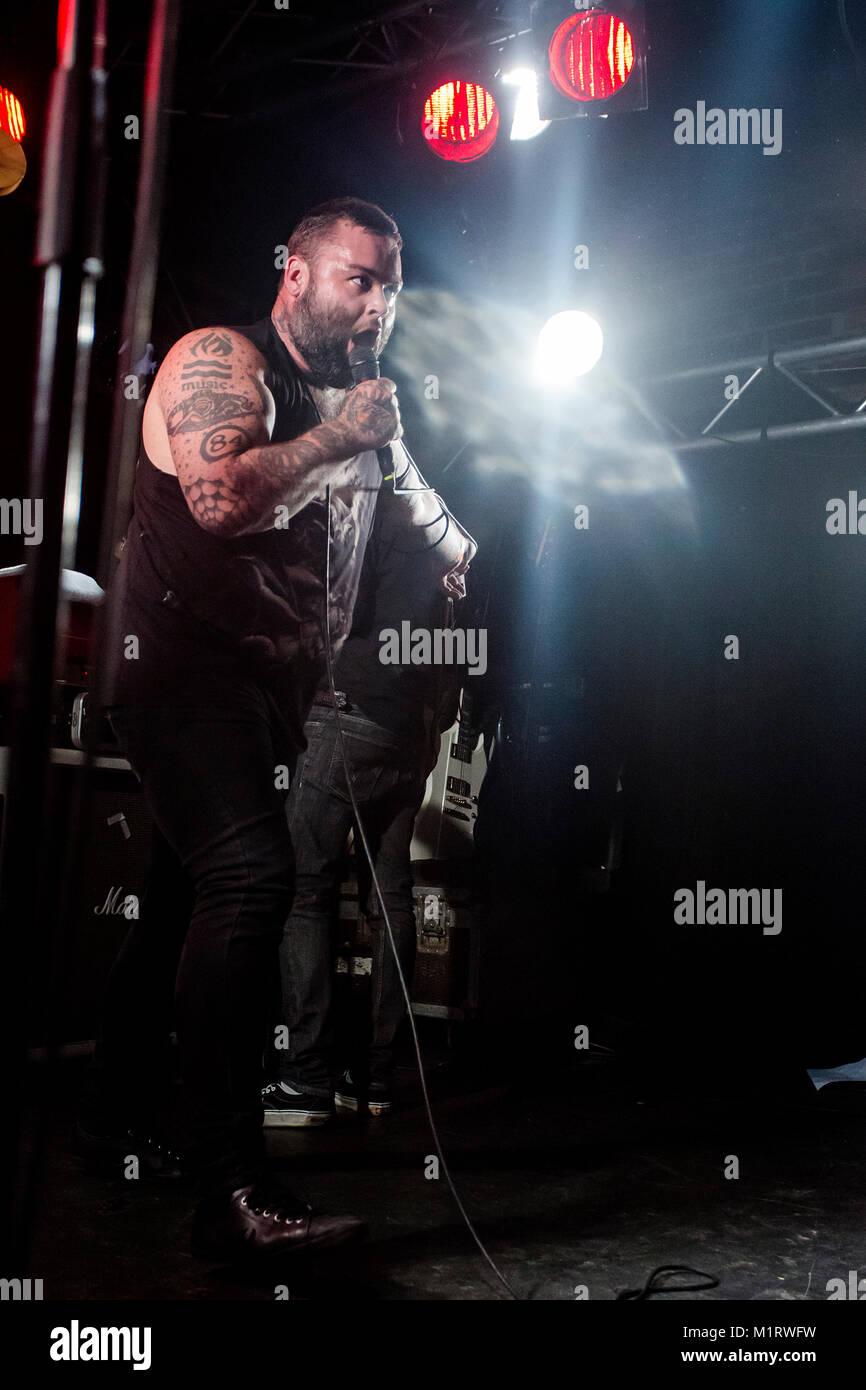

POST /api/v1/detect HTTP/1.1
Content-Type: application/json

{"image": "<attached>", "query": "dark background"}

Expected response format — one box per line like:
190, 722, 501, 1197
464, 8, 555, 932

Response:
4, 0, 866, 1087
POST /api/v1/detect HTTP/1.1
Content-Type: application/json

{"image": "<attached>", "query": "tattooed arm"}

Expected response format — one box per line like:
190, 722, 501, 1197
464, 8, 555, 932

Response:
157, 327, 401, 537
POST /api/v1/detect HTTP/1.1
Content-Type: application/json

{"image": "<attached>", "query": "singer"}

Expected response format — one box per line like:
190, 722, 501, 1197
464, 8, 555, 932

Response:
82, 198, 472, 1261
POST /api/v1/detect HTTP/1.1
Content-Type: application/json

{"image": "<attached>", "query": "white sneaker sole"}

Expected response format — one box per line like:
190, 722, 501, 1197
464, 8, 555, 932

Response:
335, 1093, 392, 1116
262, 1110, 332, 1128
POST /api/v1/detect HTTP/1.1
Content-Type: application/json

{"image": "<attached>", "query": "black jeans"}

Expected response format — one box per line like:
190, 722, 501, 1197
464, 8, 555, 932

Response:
276, 706, 426, 1096
99, 684, 297, 1197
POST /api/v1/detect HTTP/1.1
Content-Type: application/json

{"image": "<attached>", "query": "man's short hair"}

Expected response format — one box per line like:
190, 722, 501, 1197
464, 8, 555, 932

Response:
285, 197, 402, 267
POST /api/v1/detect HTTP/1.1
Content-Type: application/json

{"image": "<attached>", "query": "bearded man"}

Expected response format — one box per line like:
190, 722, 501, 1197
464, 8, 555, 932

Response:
83, 198, 474, 1262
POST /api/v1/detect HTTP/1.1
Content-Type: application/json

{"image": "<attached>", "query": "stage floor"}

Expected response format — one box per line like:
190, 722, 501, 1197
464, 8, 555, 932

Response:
22, 1044, 866, 1302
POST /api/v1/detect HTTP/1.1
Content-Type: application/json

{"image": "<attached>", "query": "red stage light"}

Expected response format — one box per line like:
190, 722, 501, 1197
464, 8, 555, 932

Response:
422, 80, 499, 163
0, 86, 25, 141
548, 11, 635, 104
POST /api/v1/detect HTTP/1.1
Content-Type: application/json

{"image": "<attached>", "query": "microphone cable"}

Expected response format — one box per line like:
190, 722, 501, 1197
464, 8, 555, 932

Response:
321, 480, 520, 1301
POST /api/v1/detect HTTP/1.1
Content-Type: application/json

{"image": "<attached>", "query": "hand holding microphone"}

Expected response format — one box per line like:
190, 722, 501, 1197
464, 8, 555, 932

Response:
341, 337, 402, 473
335, 379, 403, 455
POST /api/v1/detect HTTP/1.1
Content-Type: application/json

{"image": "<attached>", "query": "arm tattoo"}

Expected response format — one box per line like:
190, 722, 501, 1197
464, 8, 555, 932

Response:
340, 391, 394, 437
200, 425, 254, 462
176, 426, 350, 537
223, 425, 349, 496
181, 367, 232, 386
182, 476, 250, 531
168, 327, 357, 535
166, 390, 260, 436
180, 333, 234, 386
210, 423, 354, 533
188, 331, 233, 358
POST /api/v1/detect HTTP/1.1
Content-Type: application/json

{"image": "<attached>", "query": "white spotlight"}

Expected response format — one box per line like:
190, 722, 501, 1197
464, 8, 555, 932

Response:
535, 311, 604, 384
503, 68, 550, 141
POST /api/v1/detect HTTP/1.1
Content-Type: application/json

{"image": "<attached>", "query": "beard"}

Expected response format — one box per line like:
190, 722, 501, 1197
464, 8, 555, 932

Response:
288, 275, 393, 389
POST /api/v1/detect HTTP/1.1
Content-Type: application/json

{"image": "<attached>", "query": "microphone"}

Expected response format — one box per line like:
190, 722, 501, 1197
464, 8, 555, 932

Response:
348, 338, 393, 480
348, 339, 379, 386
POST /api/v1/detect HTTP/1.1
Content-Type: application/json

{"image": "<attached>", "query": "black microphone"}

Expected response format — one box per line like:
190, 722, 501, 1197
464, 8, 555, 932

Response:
348, 340, 379, 386
348, 339, 393, 479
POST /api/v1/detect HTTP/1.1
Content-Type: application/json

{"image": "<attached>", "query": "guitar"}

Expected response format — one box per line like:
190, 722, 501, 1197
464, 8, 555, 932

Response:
410, 684, 487, 863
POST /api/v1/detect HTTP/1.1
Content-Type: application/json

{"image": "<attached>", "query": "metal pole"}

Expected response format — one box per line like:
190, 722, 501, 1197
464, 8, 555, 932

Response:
644, 334, 866, 389
95, 0, 182, 603
668, 410, 866, 454
777, 335, 866, 368
0, 0, 181, 1269
0, 0, 87, 1268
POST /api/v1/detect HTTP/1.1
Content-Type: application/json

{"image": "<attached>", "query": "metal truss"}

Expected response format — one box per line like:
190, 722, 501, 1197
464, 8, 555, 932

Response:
280, 1, 524, 76
641, 336, 866, 454
153, 0, 531, 121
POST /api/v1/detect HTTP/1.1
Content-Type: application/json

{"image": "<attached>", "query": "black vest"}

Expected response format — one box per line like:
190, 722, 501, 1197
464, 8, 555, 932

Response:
101, 317, 381, 741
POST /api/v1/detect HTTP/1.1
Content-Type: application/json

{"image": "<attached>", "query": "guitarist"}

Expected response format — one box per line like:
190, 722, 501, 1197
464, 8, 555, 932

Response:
263, 475, 475, 1123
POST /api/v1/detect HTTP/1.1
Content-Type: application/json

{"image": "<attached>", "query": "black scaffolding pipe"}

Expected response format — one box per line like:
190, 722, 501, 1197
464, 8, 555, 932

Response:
0, 0, 180, 1269
96, 0, 181, 595
0, 0, 89, 1269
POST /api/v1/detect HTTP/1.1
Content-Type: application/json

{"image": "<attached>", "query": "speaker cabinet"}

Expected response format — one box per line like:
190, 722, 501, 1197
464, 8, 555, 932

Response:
0, 749, 154, 1047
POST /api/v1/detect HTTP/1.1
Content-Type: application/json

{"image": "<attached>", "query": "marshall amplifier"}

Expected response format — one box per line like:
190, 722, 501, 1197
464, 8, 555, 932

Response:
64, 765, 154, 1045
0, 748, 154, 1047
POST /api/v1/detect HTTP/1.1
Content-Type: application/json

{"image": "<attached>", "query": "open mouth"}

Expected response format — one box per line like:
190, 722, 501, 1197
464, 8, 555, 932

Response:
349, 330, 379, 356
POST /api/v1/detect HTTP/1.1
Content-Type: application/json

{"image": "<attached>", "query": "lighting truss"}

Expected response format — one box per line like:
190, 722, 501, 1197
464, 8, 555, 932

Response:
641, 336, 866, 453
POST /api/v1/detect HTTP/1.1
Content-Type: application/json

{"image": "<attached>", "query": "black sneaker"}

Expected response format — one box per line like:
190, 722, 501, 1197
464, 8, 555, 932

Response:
191, 1182, 367, 1262
367, 1086, 393, 1117
334, 1069, 360, 1114
335, 1070, 393, 1117
261, 1081, 333, 1128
